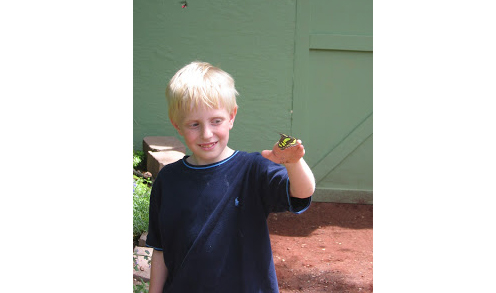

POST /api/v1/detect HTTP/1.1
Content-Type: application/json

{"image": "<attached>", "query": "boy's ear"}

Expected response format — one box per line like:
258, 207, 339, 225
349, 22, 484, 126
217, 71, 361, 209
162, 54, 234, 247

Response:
229, 106, 238, 129
170, 118, 183, 136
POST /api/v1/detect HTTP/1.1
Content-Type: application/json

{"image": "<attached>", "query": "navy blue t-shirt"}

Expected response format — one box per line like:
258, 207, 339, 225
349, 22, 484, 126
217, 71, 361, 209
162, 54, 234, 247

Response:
146, 151, 312, 293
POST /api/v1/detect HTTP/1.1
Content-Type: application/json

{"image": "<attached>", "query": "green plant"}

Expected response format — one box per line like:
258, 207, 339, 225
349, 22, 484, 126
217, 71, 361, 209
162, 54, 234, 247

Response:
133, 150, 146, 170
133, 280, 149, 293
133, 176, 151, 238
133, 147, 152, 293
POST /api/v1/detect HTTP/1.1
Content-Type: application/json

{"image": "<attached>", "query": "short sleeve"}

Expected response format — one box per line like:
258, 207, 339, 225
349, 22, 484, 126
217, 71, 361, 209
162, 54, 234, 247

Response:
255, 153, 311, 215
288, 190, 312, 214
145, 177, 163, 251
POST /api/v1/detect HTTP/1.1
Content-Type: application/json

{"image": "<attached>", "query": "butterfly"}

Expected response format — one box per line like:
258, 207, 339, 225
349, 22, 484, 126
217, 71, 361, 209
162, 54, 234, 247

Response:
180, 1, 187, 8
278, 133, 298, 150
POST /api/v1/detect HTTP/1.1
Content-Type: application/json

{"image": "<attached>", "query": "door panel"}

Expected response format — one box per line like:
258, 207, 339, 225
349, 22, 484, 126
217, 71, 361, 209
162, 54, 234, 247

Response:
292, 0, 373, 202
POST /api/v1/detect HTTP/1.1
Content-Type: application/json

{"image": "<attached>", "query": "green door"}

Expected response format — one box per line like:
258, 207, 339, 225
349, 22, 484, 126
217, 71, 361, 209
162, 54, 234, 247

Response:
292, 0, 373, 203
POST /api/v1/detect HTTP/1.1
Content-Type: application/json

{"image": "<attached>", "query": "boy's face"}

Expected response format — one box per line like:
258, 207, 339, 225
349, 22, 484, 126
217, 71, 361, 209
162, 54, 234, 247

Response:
172, 105, 237, 165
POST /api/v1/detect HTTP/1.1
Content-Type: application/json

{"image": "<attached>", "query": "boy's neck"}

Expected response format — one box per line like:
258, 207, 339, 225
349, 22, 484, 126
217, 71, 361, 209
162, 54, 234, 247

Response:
187, 147, 235, 166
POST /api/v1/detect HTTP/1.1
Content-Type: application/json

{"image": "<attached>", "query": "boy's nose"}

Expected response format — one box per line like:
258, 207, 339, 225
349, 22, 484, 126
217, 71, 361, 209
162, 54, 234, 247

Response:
201, 125, 213, 139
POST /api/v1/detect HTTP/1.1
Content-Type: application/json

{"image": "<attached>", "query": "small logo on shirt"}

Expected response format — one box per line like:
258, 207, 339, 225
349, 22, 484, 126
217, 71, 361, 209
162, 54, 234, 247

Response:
235, 197, 240, 207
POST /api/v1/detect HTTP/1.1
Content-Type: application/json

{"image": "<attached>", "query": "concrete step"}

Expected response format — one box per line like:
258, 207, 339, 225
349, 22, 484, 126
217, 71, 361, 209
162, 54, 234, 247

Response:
133, 246, 154, 282
143, 136, 185, 154
143, 136, 186, 178
139, 232, 148, 247
147, 150, 185, 178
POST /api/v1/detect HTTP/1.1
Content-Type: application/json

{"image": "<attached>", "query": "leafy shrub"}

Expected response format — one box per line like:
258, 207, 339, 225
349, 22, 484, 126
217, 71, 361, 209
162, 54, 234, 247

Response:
133, 176, 151, 238
133, 280, 149, 293
133, 150, 146, 170
133, 149, 151, 293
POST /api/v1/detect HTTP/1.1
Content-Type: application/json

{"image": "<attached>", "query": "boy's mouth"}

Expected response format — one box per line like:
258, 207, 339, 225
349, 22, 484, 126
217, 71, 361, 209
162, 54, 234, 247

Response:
198, 142, 217, 150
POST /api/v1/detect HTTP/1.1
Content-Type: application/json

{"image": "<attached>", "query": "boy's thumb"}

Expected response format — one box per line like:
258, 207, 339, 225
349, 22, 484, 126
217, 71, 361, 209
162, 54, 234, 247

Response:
261, 150, 271, 159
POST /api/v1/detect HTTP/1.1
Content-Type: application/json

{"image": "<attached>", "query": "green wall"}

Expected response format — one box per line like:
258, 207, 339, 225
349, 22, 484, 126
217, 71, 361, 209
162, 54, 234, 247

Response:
134, 0, 373, 203
134, 0, 298, 153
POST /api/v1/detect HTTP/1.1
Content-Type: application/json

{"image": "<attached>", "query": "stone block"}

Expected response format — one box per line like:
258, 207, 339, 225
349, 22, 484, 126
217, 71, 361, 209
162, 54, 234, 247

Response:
139, 232, 148, 247
143, 136, 187, 178
143, 136, 186, 154
133, 246, 154, 282
147, 150, 185, 178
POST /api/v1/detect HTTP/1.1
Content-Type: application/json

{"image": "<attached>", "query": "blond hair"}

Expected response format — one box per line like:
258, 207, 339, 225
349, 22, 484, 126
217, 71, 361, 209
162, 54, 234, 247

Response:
166, 61, 239, 123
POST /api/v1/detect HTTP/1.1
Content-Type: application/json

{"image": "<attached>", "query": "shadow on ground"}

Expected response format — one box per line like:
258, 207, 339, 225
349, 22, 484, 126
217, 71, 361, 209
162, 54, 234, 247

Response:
276, 265, 373, 293
269, 202, 373, 293
269, 202, 373, 237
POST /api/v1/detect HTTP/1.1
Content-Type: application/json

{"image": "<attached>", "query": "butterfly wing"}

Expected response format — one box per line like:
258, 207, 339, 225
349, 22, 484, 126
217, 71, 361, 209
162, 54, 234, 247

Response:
278, 133, 297, 150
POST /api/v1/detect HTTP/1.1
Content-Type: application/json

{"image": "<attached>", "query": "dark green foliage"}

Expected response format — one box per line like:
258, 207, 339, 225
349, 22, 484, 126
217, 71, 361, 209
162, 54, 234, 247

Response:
133, 150, 146, 170
133, 176, 151, 238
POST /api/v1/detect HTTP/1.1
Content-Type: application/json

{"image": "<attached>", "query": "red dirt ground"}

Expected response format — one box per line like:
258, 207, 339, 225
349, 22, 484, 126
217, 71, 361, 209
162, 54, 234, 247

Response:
268, 202, 373, 293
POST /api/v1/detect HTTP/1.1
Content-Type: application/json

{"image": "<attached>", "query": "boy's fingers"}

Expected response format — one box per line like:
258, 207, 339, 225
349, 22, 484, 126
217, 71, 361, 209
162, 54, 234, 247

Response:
262, 141, 305, 164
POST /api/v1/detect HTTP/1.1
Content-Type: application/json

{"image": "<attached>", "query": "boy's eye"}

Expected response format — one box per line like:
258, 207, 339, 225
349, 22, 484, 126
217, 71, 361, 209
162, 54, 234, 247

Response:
212, 119, 222, 125
188, 123, 199, 128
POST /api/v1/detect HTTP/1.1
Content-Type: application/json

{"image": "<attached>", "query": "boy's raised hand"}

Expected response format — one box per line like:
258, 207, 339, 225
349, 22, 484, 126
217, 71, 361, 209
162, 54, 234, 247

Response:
261, 140, 306, 165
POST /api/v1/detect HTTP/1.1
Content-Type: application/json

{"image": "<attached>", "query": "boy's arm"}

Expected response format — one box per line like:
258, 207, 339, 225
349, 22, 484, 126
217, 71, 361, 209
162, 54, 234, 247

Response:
148, 250, 168, 293
284, 157, 315, 198
261, 140, 316, 199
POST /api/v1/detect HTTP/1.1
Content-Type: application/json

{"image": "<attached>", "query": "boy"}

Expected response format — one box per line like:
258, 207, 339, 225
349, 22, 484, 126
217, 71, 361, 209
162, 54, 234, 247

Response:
146, 61, 315, 293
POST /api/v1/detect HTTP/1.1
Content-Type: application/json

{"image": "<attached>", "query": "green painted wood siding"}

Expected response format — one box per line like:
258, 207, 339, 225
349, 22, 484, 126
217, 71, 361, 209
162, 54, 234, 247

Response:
133, 0, 297, 152
293, 0, 373, 203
